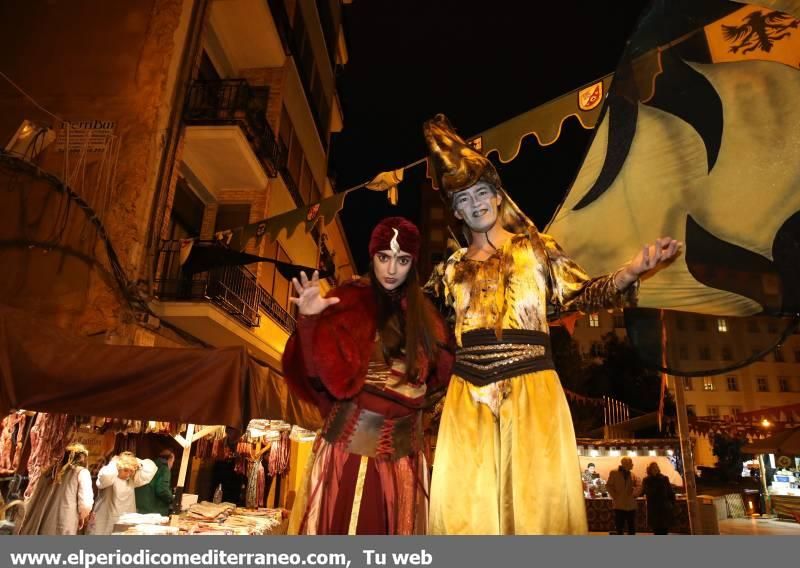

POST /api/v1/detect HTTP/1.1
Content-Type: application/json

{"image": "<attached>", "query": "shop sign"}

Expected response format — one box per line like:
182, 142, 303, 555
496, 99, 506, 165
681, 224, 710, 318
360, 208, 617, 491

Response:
55, 120, 116, 152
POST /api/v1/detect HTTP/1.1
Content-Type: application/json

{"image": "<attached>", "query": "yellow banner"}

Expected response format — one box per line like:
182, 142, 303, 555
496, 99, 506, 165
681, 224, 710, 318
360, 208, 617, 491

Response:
705, 5, 800, 68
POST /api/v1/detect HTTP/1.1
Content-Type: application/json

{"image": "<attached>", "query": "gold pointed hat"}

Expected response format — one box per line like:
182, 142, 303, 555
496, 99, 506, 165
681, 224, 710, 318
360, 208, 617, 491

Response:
423, 114, 501, 196
423, 114, 535, 235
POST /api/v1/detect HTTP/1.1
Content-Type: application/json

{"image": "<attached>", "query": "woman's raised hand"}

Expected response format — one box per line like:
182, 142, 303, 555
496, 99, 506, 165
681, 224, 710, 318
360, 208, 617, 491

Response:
289, 270, 340, 316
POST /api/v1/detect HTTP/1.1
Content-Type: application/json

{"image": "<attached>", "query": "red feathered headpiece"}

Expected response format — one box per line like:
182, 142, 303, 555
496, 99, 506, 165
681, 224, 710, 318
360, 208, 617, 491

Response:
368, 217, 421, 261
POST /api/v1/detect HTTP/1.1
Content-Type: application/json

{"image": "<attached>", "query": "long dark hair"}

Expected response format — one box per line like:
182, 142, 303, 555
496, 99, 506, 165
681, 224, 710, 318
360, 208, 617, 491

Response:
369, 263, 439, 381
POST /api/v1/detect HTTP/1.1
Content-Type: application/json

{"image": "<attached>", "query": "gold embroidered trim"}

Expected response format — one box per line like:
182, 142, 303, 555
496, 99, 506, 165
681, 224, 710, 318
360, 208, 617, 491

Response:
458, 343, 546, 354
457, 346, 545, 361
348, 455, 370, 535
455, 353, 544, 371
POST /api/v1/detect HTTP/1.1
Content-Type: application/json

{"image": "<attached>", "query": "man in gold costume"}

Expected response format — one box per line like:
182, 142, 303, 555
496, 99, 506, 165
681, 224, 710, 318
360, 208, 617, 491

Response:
422, 115, 680, 534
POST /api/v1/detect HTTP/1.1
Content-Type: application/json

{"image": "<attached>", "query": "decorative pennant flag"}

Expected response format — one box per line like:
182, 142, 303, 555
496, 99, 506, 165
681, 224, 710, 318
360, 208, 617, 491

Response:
366, 168, 404, 204
550, 312, 581, 335
316, 191, 348, 228
179, 240, 331, 280
239, 191, 348, 251
477, 75, 615, 163
563, 389, 607, 407
705, 4, 800, 69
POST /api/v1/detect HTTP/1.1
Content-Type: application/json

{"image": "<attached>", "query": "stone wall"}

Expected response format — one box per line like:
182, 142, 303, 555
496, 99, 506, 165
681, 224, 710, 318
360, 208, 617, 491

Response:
0, 0, 196, 339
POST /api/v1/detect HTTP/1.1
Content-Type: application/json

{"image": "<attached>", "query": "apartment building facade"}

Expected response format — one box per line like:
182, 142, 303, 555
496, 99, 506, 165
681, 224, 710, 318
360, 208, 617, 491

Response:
0, 0, 356, 372
572, 309, 800, 465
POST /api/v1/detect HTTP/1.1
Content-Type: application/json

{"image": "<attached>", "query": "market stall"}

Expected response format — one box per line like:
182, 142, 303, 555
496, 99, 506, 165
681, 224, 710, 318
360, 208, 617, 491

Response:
582, 495, 690, 534
742, 427, 800, 521
577, 438, 689, 533
0, 409, 319, 535
188, 420, 316, 515
0, 304, 324, 534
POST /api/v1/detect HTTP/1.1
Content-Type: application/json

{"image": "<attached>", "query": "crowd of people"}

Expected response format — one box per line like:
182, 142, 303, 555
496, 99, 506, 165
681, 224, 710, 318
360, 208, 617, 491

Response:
19, 446, 175, 535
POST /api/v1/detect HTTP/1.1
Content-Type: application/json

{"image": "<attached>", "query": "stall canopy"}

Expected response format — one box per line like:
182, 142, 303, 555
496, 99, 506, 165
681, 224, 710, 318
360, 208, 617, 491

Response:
742, 427, 800, 455
0, 304, 322, 432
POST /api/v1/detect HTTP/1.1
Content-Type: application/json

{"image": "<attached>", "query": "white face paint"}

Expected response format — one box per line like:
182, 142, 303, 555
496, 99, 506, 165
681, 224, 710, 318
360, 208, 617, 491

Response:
452, 181, 502, 233
373, 236, 413, 291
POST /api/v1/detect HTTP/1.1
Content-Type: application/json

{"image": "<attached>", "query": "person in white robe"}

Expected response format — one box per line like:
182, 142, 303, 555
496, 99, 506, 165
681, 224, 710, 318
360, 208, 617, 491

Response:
86, 452, 156, 535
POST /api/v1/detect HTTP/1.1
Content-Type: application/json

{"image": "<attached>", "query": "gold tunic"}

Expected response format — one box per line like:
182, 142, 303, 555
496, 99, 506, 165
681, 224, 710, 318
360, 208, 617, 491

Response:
426, 231, 637, 534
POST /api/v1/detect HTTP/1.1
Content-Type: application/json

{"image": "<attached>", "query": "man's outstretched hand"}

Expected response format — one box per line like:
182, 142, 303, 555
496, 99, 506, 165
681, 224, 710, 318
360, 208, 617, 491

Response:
615, 237, 682, 289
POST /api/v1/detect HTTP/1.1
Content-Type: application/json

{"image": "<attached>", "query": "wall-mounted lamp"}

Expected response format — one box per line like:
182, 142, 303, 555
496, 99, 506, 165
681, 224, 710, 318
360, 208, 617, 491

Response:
5, 120, 55, 160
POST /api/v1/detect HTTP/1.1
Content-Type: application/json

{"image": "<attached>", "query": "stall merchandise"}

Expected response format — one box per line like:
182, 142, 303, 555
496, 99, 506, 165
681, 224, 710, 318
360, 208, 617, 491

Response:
112, 504, 285, 536
176, 512, 284, 535
117, 513, 169, 525
267, 432, 290, 478
24, 413, 74, 499
186, 501, 235, 521
194, 428, 230, 461
0, 413, 27, 474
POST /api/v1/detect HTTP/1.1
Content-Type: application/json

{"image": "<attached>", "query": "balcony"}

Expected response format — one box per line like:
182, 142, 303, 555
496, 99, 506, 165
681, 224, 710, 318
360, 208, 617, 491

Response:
155, 240, 295, 332
267, 0, 295, 56
183, 79, 285, 179
208, 0, 286, 70
152, 241, 295, 365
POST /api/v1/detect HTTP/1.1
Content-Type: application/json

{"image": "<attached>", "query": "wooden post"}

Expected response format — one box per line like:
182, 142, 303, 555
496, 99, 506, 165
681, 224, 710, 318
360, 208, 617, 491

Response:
673, 376, 701, 534
757, 454, 772, 515
172, 424, 219, 490
175, 423, 195, 489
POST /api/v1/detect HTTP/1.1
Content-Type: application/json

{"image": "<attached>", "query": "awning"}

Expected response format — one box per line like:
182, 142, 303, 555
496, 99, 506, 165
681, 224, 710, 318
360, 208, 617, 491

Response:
742, 427, 800, 456
0, 304, 322, 431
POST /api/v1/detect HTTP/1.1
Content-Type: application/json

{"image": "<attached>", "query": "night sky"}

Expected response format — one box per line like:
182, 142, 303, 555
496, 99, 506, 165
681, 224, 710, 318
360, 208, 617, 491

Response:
330, 0, 649, 272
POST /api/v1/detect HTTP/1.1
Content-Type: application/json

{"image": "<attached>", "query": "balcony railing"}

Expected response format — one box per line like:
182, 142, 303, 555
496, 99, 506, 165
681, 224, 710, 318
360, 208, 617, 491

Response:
184, 79, 287, 177
154, 240, 296, 333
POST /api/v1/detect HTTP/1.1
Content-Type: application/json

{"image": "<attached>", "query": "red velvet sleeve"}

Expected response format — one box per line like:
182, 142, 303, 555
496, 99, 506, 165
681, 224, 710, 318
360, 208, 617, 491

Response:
310, 310, 374, 400
281, 284, 376, 402
282, 317, 321, 403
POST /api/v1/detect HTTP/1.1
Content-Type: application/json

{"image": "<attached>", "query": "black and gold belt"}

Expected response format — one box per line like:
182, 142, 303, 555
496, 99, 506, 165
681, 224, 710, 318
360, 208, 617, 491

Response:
321, 402, 422, 460
454, 329, 555, 386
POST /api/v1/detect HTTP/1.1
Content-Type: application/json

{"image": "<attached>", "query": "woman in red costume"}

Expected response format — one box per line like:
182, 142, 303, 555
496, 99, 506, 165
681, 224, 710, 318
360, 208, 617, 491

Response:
282, 217, 453, 535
